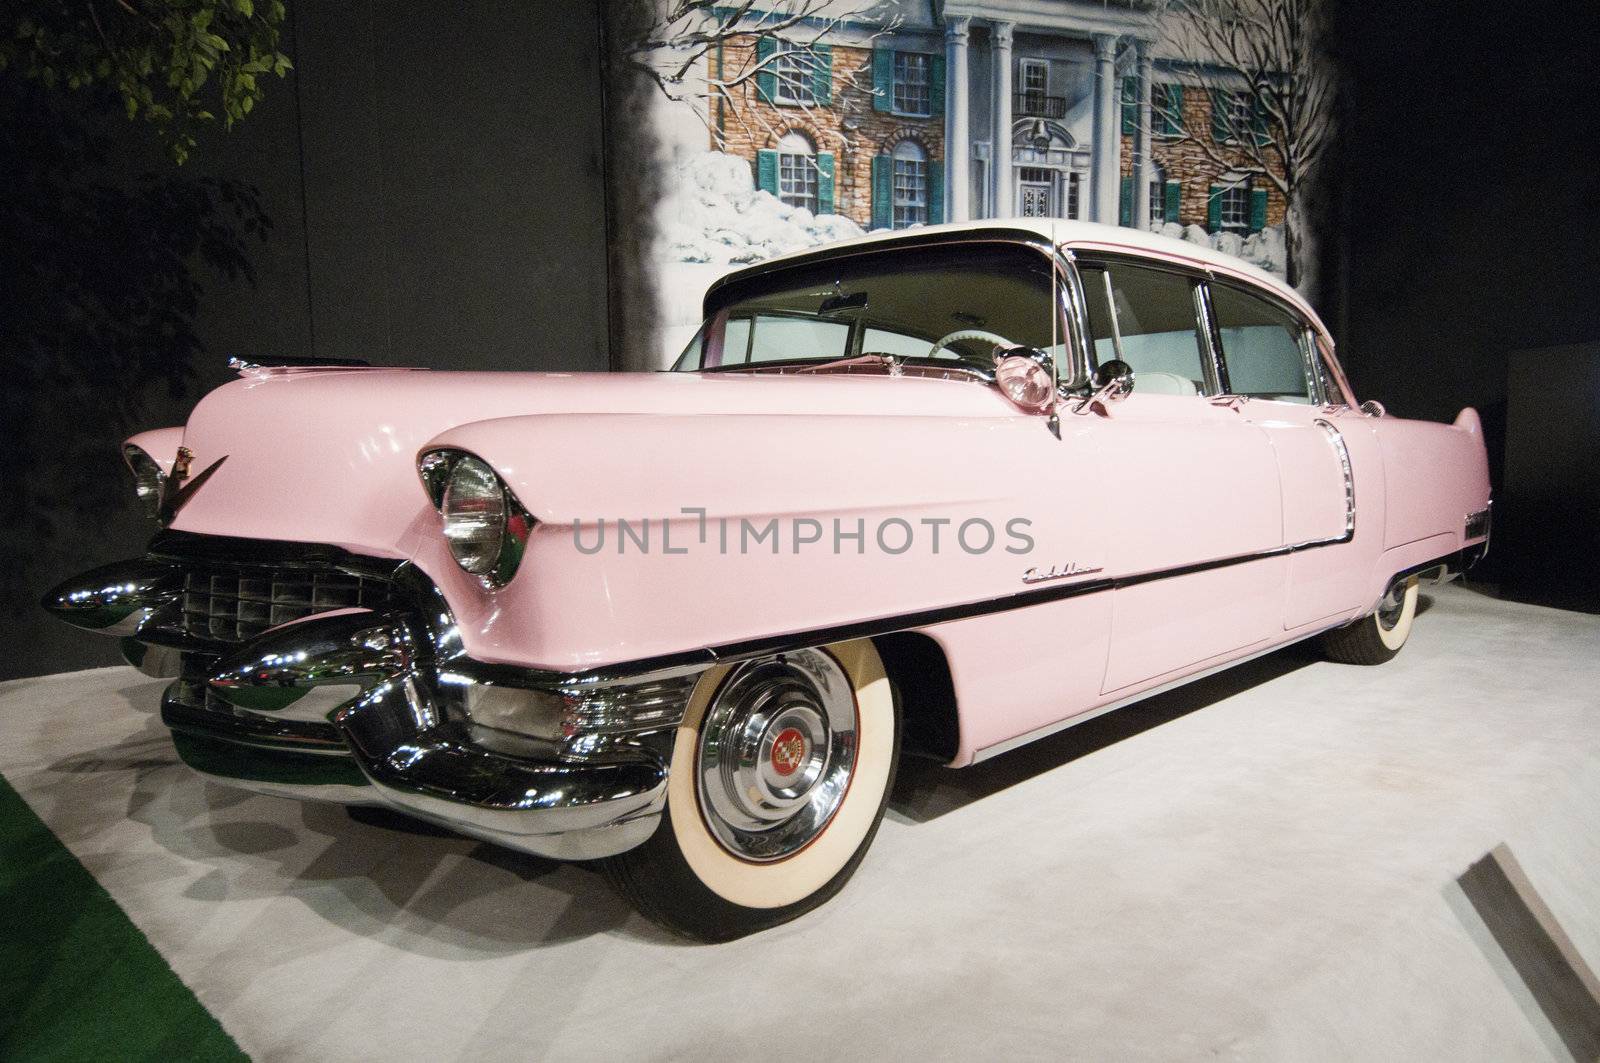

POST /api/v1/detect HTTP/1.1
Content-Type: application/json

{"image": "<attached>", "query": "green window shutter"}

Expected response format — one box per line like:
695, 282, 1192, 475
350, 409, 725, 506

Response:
871, 154, 892, 229
757, 150, 779, 196
930, 53, 945, 116
812, 44, 832, 106
1164, 180, 1182, 223
1119, 175, 1133, 226
873, 48, 893, 113
1211, 88, 1231, 142
928, 162, 944, 224
756, 38, 777, 104
816, 152, 835, 214
1249, 187, 1268, 231
1157, 83, 1183, 136
1121, 77, 1137, 135
1206, 185, 1222, 230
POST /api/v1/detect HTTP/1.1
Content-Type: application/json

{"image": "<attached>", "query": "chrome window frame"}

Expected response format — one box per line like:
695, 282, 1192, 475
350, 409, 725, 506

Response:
1064, 251, 1221, 396
1204, 275, 1325, 406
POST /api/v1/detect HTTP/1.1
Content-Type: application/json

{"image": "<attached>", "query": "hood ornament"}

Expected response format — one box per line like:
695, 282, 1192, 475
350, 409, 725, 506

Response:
157, 447, 228, 524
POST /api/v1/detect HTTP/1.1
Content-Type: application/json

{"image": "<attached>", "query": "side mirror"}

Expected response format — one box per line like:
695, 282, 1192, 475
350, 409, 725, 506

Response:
1090, 359, 1134, 405
993, 346, 1058, 414
1360, 399, 1386, 418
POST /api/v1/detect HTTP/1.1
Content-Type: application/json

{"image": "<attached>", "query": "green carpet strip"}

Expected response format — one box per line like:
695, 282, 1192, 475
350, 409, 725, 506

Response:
0, 771, 247, 1062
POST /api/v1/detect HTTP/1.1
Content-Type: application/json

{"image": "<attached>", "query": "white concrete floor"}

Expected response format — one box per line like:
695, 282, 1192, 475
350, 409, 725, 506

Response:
2, 583, 1598, 1061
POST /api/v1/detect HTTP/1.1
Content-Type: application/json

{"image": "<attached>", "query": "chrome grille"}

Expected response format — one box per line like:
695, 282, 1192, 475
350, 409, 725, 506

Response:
180, 565, 397, 644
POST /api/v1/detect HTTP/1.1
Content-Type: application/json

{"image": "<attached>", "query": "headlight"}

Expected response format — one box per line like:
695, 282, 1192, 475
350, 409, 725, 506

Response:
123, 445, 165, 519
419, 449, 534, 586
442, 456, 507, 576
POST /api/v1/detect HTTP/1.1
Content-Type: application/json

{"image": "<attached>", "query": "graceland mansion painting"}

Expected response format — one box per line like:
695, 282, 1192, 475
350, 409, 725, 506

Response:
611, 0, 1333, 368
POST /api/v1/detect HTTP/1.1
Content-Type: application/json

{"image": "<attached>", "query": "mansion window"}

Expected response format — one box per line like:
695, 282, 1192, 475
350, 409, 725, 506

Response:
892, 140, 929, 228
1149, 163, 1168, 224
777, 132, 818, 213
893, 52, 931, 115
1218, 178, 1252, 231
774, 41, 814, 105
1019, 59, 1051, 115
1214, 89, 1253, 143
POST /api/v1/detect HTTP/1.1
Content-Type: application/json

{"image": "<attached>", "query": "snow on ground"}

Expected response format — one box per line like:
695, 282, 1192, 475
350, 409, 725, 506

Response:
1156, 220, 1287, 276
651, 150, 1288, 366
656, 151, 867, 267
651, 151, 870, 368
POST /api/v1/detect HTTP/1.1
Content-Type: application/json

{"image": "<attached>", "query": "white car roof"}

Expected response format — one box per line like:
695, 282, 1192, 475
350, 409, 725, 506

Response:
741, 218, 1329, 340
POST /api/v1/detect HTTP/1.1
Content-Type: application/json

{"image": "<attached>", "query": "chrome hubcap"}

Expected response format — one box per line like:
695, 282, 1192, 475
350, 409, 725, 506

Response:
696, 649, 858, 862
1377, 580, 1410, 630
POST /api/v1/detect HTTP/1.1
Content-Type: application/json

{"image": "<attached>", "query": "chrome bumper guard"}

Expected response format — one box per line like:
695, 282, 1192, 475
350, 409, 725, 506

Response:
43, 554, 699, 862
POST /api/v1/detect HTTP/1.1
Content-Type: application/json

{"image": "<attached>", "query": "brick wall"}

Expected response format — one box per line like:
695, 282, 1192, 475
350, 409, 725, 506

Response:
1119, 86, 1287, 230
712, 41, 944, 228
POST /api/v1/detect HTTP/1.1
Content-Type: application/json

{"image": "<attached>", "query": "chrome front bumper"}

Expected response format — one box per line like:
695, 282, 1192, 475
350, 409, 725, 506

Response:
44, 543, 699, 862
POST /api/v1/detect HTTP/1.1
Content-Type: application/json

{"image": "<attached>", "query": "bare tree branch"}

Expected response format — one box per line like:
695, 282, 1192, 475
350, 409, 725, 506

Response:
619, 0, 898, 157
1147, 0, 1333, 288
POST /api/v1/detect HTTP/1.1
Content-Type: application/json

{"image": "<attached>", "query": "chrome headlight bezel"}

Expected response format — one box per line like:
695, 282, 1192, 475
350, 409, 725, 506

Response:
417, 448, 534, 588
122, 444, 166, 520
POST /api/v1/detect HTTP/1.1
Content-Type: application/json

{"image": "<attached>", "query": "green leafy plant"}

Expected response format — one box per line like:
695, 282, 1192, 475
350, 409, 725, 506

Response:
1, 0, 291, 163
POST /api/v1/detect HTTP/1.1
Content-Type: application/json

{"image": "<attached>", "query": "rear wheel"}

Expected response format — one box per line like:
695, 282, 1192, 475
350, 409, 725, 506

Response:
1320, 576, 1419, 665
605, 639, 900, 941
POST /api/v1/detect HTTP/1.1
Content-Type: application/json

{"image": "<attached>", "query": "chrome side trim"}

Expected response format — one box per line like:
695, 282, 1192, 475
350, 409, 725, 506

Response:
1465, 504, 1492, 544
1314, 418, 1358, 537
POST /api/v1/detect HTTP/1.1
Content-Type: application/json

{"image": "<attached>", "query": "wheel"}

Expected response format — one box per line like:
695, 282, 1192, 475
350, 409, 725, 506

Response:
1320, 575, 1419, 665
605, 639, 901, 941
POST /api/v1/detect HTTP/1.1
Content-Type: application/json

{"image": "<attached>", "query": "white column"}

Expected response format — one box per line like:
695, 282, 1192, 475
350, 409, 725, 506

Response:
1090, 32, 1119, 226
991, 20, 1015, 218
1133, 44, 1153, 230
944, 17, 971, 223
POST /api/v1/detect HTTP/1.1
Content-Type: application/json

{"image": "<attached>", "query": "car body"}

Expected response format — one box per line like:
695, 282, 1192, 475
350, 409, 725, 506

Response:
44, 220, 1491, 939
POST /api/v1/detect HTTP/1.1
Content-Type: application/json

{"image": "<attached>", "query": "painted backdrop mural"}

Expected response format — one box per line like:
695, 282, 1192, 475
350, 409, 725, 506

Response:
630, 0, 1332, 366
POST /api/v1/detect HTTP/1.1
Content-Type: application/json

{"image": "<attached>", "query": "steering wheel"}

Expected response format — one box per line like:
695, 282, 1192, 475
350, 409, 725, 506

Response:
926, 329, 1016, 361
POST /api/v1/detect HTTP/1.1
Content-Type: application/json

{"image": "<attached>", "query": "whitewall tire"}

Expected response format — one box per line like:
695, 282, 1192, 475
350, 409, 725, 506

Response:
605, 638, 900, 941
1321, 576, 1419, 665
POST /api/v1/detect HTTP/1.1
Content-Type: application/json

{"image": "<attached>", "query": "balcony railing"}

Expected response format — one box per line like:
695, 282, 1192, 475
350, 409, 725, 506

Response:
1015, 91, 1067, 119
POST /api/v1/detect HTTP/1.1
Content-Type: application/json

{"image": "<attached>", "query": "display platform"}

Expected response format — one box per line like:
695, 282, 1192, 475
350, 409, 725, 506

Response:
2, 583, 1597, 1060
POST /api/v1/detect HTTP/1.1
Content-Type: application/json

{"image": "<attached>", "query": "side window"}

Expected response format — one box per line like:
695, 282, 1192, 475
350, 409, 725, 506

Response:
1210, 283, 1313, 403
1079, 261, 1209, 397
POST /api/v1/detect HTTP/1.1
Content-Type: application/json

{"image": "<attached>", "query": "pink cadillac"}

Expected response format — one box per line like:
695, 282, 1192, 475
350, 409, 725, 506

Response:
44, 221, 1491, 940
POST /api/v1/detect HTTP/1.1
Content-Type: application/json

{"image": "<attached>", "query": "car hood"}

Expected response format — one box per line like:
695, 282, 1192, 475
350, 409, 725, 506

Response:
164, 367, 1015, 558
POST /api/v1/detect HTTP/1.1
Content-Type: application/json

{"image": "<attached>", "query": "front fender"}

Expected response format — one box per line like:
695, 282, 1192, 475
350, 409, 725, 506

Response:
125, 426, 186, 475
419, 410, 1094, 673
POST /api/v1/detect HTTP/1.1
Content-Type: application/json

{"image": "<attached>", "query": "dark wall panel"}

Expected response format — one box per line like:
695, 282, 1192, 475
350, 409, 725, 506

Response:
1331, 0, 1600, 604
6, 1, 611, 680
295, 0, 610, 371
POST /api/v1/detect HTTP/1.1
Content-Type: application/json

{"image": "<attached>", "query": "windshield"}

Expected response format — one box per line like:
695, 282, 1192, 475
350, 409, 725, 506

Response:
672, 243, 1064, 374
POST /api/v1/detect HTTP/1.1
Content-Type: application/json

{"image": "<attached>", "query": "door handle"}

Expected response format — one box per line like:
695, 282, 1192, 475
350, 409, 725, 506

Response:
1209, 394, 1249, 410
